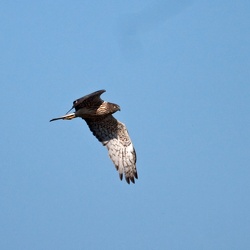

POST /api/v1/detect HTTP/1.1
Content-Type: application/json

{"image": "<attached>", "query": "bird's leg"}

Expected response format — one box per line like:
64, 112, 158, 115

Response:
50, 113, 76, 122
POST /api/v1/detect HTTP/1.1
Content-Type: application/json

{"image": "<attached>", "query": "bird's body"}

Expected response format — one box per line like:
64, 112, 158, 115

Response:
50, 90, 138, 184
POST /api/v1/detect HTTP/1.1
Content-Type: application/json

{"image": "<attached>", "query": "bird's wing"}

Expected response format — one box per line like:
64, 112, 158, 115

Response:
85, 115, 138, 184
73, 89, 106, 111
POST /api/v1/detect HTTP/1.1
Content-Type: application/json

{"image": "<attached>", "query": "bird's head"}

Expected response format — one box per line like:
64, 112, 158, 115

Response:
108, 102, 121, 114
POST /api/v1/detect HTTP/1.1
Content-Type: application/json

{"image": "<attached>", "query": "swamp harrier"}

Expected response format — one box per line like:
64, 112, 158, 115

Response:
50, 90, 138, 184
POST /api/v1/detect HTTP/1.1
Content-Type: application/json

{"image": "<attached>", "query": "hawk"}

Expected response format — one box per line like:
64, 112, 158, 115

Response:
50, 90, 138, 184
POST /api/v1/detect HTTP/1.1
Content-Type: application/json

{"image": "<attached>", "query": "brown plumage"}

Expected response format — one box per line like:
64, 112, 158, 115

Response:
50, 90, 138, 184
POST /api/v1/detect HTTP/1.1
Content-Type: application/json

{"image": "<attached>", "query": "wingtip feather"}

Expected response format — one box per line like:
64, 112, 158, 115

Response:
130, 177, 135, 184
119, 173, 123, 181
134, 172, 138, 179
125, 177, 130, 184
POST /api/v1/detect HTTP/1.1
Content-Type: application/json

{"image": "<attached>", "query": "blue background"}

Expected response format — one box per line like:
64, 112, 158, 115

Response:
1, 1, 250, 249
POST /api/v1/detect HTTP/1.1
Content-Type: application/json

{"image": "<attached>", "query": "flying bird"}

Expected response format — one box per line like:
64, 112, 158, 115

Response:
50, 90, 138, 184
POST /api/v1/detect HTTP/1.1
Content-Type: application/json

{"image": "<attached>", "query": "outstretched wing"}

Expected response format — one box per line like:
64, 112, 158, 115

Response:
72, 89, 106, 111
85, 115, 138, 184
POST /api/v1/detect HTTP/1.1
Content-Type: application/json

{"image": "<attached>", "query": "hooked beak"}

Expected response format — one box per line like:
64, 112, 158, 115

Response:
50, 112, 76, 122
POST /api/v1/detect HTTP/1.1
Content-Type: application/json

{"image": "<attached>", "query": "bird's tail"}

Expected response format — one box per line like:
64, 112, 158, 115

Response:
50, 113, 76, 122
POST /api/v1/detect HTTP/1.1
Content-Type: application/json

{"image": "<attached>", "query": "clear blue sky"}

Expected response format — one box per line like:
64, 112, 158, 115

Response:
1, 1, 250, 249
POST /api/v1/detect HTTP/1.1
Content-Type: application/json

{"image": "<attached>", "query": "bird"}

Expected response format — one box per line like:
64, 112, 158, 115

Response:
50, 89, 138, 184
